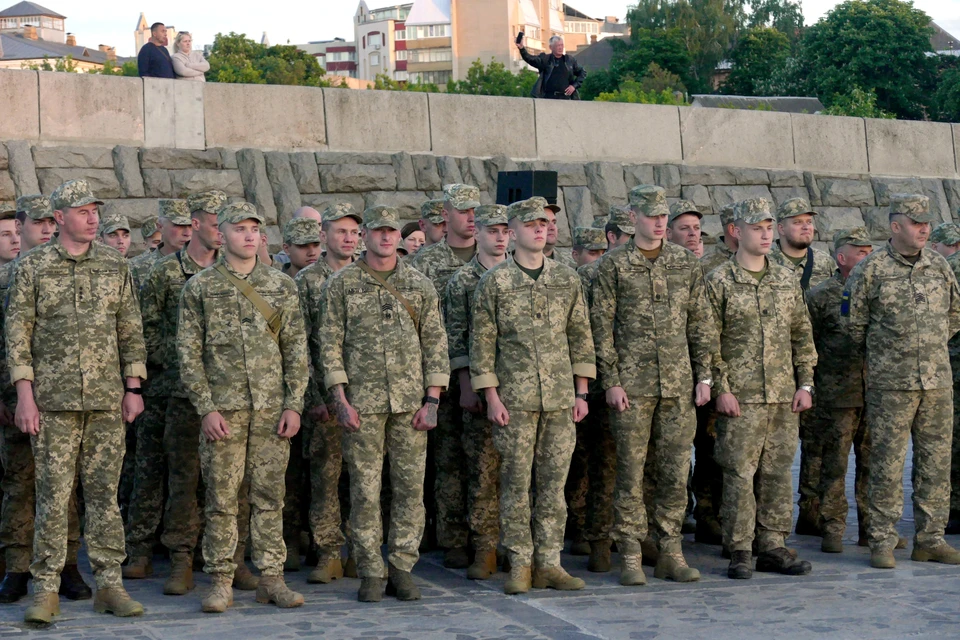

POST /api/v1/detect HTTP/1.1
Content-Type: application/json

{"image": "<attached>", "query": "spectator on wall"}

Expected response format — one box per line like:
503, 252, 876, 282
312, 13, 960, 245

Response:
138, 22, 175, 79
172, 31, 209, 82
516, 35, 586, 100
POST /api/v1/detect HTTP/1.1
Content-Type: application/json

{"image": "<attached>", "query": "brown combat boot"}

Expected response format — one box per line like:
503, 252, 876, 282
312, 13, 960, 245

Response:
344, 555, 359, 578
24, 592, 59, 624
121, 556, 152, 579
443, 546, 470, 569
93, 586, 144, 617
654, 553, 701, 583
619, 554, 647, 586
821, 533, 844, 554
467, 549, 497, 580
870, 548, 895, 569
255, 575, 304, 608
504, 565, 532, 595
201, 574, 234, 613
163, 552, 195, 595
308, 557, 344, 584
385, 564, 421, 601
233, 562, 259, 590
358, 577, 383, 602
911, 542, 960, 564
533, 566, 585, 590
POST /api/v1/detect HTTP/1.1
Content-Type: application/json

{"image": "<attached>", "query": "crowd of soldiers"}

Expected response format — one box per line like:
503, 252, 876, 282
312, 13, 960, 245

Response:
0, 174, 959, 624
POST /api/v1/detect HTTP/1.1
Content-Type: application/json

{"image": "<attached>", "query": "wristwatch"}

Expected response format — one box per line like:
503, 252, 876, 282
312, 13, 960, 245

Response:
575, 393, 589, 401
699, 378, 713, 388
422, 396, 440, 405
124, 387, 143, 395
799, 385, 814, 396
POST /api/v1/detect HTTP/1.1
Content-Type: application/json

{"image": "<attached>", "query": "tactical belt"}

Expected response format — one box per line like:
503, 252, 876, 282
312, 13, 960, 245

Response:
356, 258, 419, 332
214, 264, 281, 344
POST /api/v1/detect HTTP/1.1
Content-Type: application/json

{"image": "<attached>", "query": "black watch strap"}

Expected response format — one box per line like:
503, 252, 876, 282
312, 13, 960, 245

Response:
422, 396, 439, 405
576, 393, 589, 401
124, 387, 143, 395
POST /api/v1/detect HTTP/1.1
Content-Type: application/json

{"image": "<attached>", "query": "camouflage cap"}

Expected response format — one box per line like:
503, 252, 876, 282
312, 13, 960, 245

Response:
833, 226, 873, 251
718, 203, 737, 228
628, 185, 669, 217
734, 198, 775, 224
283, 217, 321, 245
591, 216, 607, 229
506, 196, 550, 223
669, 199, 702, 223
187, 190, 228, 215
474, 204, 508, 227
607, 204, 635, 235
16, 194, 54, 221
322, 202, 362, 224
443, 183, 481, 211
776, 197, 816, 222
141, 215, 160, 235
99, 214, 131, 236
363, 205, 402, 230
889, 193, 934, 223
0, 202, 14, 218
217, 201, 265, 226
51, 179, 104, 211
420, 199, 445, 223
574, 226, 607, 251
158, 199, 192, 226
930, 222, 960, 245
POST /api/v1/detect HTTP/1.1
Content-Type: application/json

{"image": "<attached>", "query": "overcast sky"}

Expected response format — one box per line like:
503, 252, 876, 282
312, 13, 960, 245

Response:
40, 0, 960, 57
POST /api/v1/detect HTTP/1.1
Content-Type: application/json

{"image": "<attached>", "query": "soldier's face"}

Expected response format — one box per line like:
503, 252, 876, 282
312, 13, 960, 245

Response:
509, 219, 547, 253
836, 244, 873, 272
162, 221, 193, 251
55, 205, 99, 244
573, 248, 604, 267
420, 219, 446, 244
777, 214, 815, 250
635, 213, 667, 244
544, 210, 559, 246
694, 239, 704, 258
890, 216, 929, 253
321, 217, 360, 261
606, 229, 631, 249
932, 241, 960, 258
192, 212, 222, 251
222, 220, 261, 260
102, 229, 130, 257
476, 224, 509, 258
0, 220, 20, 263
444, 205, 475, 242
667, 213, 701, 252
362, 227, 401, 259
18, 217, 56, 250
286, 242, 321, 269
733, 220, 774, 256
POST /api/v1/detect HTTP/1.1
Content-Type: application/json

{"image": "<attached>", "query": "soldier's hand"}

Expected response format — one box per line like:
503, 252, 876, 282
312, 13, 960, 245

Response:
277, 409, 301, 439
792, 389, 813, 413
122, 392, 144, 424
413, 402, 439, 431
15, 395, 39, 436
0, 401, 13, 428
605, 386, 630, 412
307, 404, 330, 422
716, 393, 741, 418
335, 398, 361, 433
460, 388, 483, 413
201, 411, 231, 441
695, 383, 712, 407
487, 396, 510, 427
572, 398, 589, 423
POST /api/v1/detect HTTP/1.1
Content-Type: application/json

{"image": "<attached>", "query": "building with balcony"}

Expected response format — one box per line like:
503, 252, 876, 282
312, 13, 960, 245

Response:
298, 37, 359, 79
354, 1, 410, 83
403, 0, 452, 85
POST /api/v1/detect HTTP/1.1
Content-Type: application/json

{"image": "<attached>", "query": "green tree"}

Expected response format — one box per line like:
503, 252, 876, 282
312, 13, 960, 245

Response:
89, 59, 139, 77
594, 62, 688, 104
23, 54, 78, 72
580, 29, 694, 99
797, 0, 936, 120
207, 32, 331, 86
372, 72, 439, 93
935, 66, 960, 122
722, 26, 790, 95
822, 86, 895, 118
747, 0, 803, 45
446, 59, 538, 96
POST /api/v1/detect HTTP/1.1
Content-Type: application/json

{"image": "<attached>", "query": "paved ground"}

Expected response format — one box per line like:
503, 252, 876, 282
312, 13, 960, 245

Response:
1, 448, 958, 639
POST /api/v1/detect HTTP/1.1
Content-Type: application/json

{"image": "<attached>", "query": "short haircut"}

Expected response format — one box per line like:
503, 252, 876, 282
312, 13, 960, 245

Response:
14, 211, 27, 224
605, 223, 626, 240
549, 35, 563, 46
150, 22, 165, 32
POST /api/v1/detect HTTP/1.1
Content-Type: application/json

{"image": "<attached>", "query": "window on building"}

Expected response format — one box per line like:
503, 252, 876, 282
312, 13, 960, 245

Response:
371, 52, 380, 66
382, 33, 387, 46
395, 71, 408, 81
396, 50, 408, 61
409, 70, 451, 84
0, 18, 16, 28
396, 29, 406, 40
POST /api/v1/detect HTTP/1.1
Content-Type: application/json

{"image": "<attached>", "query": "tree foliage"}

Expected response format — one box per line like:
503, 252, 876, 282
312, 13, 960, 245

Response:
372, 73, 439, 92
446, 59, 538, 96
821, 86, 896, 118
722, 26, 790, 95
207, 32, 331, 86
580, 30, 694, 99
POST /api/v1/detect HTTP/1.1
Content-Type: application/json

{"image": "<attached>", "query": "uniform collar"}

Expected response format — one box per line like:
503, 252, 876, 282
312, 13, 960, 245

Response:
884, 241, 931, 269
52, 236, 97, 263
728, 255, 771, 286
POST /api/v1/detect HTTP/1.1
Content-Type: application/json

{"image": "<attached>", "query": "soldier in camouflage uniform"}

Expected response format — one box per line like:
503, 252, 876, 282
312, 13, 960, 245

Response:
666, 200, 702, 254
0, 195, 89, 605
295, 202, 361, 584
99, 215, 132, 258
123, 199, 195, 580
470, 196, 595, 595
845, 193, 960, 569
930, 222, 960, 259
280, 217, 322, 279
807, 228, 874, 554
419, 199, 447, 248
543, 202, 577, 269
700, 203, 737, 277
769, 197, 835, 536
408, 184, 480, 569
444, 204, 510, 580
0, 205, 19, 266
177, 201, 308, 612
704, 197, 817, 580
946, 224, 960, 534
318, 205, 449, 603
141, 215, 162, 252
590, 186, 719, 586
7, 180, 147, 622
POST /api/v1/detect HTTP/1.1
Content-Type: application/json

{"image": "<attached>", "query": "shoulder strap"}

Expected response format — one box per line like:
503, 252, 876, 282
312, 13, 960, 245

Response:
214, 264, 281, 344
800, 247, 814, 292
356, 258, 419, 332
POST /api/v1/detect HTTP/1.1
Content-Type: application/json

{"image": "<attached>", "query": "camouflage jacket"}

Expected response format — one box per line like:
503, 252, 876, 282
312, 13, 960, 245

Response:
444, 256, 489, 372
0, 259, 18, 407
769, 242, 835, 291
141, 249, 216, 400
177, 255, 308, 417
948, 251, 960, 364
700, 240, 734, 277
408, 238, 474, 298
295, 256, 339, 410
590, 241, 720, 398
546, 248, 577, 269
705, 257, 817, 404
5, 239, 147, 412
129, 246, 165, 291
576, 258, 604, 394
318, 256, 449, 414
470, 257, 596, 412
844, 242, 960, 391
807, 271, 865, 409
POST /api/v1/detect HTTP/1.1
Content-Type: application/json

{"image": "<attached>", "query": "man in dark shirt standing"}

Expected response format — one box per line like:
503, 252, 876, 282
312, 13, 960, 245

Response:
516, 35, 586, 100
138, 22, 175, 79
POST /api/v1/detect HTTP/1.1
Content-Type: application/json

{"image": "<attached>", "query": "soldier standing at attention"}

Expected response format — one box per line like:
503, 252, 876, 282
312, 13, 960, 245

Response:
408, 184, 480, 569
129, 201, 193, 290
319, 205, 448, 603
419, 199, 447, 249
946, 223, 960, 534
280, 217, 322, 279
704, 197, 817, 581
666, 200, 702, 254
0, 205, 20, 266
98, 215, 132, 258
177, 202, 308, 612
0, 195, 88, 605
295, 202, 361, 585
929, 222, 960, 259
470, 196, 595, 595
845, 194, 960, 569
7, 180, 147, 622
444, 204, 510, 580
591, 185, 719, 586
543, 202, 577, 268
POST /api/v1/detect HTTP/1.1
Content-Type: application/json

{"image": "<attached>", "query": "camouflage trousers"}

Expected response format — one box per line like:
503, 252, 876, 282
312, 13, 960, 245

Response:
564, 424, 588, 541
32, 410, 126, 594
816, 405, 869, 538
118, 422, 136, 520
342, 412, 425, 578
199, 408, 288, 577
303, 414, 346, 561
715, 403, 798, 554
952, 364, 960, 514
163, 397, 251, 555
797, 409, 822, 515
573, 395, 615, 543
611, 395, 695, 556
461, 408, 500, 554
0, 422, 80, 572
434, 385, 468, 549
692, 401, 722, 523
865, 388, 952, 551
124, 395, 168, 558
283, 430, 306, 545
495, 409, 575, 569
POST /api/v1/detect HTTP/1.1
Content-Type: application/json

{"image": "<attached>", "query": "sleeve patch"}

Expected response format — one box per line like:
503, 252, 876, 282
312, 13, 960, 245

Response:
840, 290, 851, 317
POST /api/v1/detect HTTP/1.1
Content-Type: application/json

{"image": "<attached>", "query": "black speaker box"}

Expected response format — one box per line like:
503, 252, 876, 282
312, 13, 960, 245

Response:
496, 171, 558, 206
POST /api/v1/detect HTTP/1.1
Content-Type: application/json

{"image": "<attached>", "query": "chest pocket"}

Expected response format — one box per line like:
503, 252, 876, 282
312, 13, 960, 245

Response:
545, 284, 571, 331
36, 270, 72, 318
619, 267, 654, 322
876, 276, 915, 325
665, 269, 690, 309
345, 286, 381, 332
203, 290, 238, 346
914, 271, 950, 316
497, 286, 530, 330
394, 286, 423, 329
769, 284, 797, 324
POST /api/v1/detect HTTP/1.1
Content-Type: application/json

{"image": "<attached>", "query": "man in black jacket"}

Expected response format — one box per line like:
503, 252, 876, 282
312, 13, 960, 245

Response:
517, 35, 586, 100
138, 22, 175, 79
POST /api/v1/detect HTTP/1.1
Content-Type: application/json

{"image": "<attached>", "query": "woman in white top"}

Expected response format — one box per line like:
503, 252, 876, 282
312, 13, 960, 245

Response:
171, 31, 209, 81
